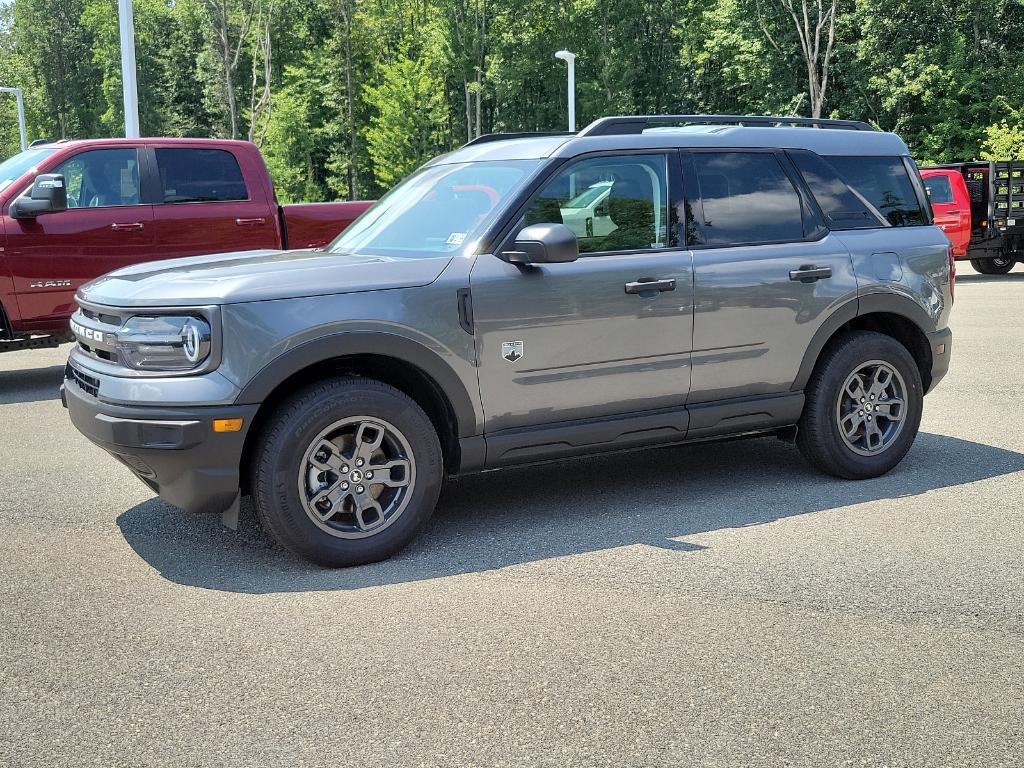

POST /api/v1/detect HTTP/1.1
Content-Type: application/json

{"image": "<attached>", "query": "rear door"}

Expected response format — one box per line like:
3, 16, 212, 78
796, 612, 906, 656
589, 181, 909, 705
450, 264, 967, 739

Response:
2, 146, 152, 328
148, 145, 279, 260
923, 171, 970, 256
686, 149, 858, 403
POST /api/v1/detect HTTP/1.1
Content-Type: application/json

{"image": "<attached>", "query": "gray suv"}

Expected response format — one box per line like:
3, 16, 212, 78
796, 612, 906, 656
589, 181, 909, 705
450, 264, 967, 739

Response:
63, 115, 954, 567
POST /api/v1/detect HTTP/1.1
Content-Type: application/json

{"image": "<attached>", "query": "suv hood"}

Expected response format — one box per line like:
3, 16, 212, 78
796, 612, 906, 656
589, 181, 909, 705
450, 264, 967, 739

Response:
77, 248, 454, 307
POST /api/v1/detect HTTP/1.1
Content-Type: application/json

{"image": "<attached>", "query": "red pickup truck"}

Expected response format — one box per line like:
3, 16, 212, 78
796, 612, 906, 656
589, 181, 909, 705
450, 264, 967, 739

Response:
0, 138, 372, 351
921, 161, 1023, 274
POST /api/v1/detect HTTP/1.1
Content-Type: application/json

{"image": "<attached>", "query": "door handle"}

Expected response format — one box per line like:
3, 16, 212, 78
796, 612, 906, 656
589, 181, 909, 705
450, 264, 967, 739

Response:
946, 210, 960, 215
235, 217, 267, 227
789, 265, 832, 283
110, 222, 144, 232
625, 278, 676, 295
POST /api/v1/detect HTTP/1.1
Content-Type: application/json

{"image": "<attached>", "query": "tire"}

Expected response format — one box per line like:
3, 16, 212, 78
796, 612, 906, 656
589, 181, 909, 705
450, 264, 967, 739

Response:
251, 377, 443, 567
797, 331, 923, 480
970, 256, 1016, 275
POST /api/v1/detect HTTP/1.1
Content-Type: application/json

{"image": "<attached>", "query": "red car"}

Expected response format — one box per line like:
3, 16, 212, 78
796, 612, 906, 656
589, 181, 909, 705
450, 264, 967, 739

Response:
0, 138, 372, 351
921, 161, 1023, 274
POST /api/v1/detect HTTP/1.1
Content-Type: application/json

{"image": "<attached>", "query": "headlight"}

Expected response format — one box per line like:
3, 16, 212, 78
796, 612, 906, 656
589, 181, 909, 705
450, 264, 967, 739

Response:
116, 315, 212, 371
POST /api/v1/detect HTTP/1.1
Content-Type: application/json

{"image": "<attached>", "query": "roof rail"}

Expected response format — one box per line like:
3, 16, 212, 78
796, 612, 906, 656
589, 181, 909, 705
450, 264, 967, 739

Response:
463, 131, 573, 147
577, 115, 876, 136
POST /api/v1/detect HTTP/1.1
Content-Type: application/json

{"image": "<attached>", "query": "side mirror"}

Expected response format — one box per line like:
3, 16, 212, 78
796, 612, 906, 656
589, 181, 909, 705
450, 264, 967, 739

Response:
503, 223, 579, 265
10, 174, 68, 219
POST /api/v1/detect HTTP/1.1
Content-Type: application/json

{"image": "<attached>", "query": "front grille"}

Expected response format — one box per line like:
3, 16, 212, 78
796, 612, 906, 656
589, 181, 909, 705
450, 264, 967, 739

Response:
68, 365, 100, 397
80, 306, 124, 326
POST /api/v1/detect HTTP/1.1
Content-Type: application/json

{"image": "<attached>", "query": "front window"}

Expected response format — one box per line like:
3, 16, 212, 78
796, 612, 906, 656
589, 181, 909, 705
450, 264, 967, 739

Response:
923, 175, 954, 204
0, 147, 57, 195
328, 160, 541, 258
53, 148, 141, 208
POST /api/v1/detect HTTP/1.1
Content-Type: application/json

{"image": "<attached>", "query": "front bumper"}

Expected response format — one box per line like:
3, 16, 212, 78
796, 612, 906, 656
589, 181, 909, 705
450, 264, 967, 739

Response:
63, 364, 259, 514
926, 326, 952, 393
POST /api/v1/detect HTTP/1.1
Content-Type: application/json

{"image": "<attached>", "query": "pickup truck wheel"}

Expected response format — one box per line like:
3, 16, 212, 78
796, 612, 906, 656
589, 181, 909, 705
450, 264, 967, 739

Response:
970, 256, 1016, 275
797, 331, 923, 480
251, 377, 443, 567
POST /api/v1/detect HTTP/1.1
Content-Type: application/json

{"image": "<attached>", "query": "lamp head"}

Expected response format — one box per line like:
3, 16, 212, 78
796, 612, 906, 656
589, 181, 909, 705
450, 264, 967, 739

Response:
554, 50, 576, 63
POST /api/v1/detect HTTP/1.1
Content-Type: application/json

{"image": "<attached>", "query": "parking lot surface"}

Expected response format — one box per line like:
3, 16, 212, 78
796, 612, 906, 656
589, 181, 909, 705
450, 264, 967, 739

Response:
2, 264, 1023, 767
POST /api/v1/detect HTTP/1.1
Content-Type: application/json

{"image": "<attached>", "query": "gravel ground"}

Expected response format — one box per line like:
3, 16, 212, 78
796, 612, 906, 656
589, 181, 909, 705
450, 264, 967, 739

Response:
1, 262, 1022, 767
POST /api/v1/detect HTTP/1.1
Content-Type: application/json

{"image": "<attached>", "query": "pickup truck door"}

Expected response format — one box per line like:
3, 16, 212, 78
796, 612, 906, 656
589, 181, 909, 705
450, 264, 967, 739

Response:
470, 152, 694, 443
923, 171, 970, 256
148, 145, 281, 259
1, 146, 153, 330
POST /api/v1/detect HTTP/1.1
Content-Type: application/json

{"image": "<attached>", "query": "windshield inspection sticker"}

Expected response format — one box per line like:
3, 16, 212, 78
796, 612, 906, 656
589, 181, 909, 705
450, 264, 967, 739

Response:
501, 341, 524, 363
446, 232, 467, 246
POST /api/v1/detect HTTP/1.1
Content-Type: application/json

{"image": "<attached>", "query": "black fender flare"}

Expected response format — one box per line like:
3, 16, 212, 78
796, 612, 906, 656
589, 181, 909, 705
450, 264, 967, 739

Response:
791, 293, 935, 392
234, 332, 479, 437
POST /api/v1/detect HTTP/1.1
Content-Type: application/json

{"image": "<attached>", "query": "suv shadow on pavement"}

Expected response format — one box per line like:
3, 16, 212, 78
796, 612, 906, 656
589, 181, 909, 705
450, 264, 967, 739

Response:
116, 431, 1024, 594
0, 364, 66, 405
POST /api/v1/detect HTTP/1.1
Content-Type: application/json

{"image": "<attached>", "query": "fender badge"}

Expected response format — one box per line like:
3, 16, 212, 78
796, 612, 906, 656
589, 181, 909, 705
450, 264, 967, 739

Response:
501, 341, 524, 363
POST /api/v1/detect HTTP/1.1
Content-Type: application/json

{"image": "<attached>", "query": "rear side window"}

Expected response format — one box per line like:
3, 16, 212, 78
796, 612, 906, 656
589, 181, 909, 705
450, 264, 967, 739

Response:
789, 151, 882, 229
154, 148, 248, 203
824, 156, 927, 227
690, 152, 804, 246
923, 175, 954, 204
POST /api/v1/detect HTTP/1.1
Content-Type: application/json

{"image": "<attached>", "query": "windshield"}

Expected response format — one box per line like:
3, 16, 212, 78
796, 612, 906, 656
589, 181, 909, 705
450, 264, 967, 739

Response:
328, 159, 541, 258
0, 148, 56, 195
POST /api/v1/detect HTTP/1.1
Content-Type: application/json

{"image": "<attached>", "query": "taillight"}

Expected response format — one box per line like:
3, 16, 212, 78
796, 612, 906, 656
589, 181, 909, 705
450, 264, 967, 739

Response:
948, 245, 956, 304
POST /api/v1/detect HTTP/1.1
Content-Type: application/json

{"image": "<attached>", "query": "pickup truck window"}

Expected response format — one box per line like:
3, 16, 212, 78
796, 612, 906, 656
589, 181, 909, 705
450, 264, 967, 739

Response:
825, 156, 927, 227
923, 175, 954, 204
328, 159, 539, 258
155, 148, 248, 203
0, 147, 56, 194
54, 148, 141, 208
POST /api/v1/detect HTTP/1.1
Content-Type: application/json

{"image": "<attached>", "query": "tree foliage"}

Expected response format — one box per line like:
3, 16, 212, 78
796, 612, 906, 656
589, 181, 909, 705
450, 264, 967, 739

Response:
2, 0, 1024, 198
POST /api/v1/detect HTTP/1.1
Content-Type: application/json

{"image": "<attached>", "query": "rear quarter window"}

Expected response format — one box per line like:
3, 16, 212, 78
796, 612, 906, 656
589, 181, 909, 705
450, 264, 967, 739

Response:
824, 155, 928, 227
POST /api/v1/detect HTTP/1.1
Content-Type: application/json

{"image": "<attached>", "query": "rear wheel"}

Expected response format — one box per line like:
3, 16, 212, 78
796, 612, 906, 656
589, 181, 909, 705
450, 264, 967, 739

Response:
252, 377, 443, 567
970, 255, 1016, 274
797, 331, 923, 479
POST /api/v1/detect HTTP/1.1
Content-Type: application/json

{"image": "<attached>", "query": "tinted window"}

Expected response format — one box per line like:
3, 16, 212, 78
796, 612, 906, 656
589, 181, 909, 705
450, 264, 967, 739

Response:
329, 160, 539, 258
691, 152, 803, 246
825, 156, 927, 226
155, 148, 247, 203
790, 150, 882, 229
52, 148, 140, 208
923, 175, 953, 204
522, 154, 669, 253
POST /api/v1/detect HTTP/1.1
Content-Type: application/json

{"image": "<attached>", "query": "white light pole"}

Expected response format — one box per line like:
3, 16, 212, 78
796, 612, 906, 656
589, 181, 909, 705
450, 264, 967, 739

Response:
0, 87, 27, 151
118, 0, 141, 137
555, 50, 576, 132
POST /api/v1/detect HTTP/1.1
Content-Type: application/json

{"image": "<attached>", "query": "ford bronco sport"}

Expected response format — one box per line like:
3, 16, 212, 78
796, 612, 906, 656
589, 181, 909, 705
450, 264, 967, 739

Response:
63, 115, 954, 567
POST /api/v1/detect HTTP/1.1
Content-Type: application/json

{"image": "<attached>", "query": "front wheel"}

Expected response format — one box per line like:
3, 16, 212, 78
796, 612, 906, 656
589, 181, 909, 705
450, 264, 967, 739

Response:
251, 377, 443, 567
970, 255, 1016, 275
797, 331, 923, 479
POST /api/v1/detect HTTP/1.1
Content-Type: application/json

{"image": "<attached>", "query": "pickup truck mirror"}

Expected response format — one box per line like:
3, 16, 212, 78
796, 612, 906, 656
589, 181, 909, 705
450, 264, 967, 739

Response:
10, 174, 69, 219
502, 223, 579, 265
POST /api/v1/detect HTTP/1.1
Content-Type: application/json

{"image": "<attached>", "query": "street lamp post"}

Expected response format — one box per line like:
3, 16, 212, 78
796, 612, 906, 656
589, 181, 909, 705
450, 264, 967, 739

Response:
118, 0, 141, 138
554, 50, 576, 133
0, 87, 27, 151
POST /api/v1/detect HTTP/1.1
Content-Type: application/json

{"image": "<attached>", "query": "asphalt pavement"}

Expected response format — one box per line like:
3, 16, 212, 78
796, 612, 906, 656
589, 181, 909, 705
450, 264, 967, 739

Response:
1, 263, 1022, 767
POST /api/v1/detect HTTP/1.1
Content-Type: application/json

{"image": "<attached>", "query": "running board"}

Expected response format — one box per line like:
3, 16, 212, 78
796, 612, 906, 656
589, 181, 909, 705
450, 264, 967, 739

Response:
0, 333, 70, 353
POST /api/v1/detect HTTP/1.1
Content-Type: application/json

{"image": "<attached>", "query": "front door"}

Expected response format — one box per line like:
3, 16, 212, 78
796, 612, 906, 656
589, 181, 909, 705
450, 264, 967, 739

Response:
471, 152, 694, 434
3, 146, 152, 329
923, 171, 970, 256
686, 149, 858, 403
